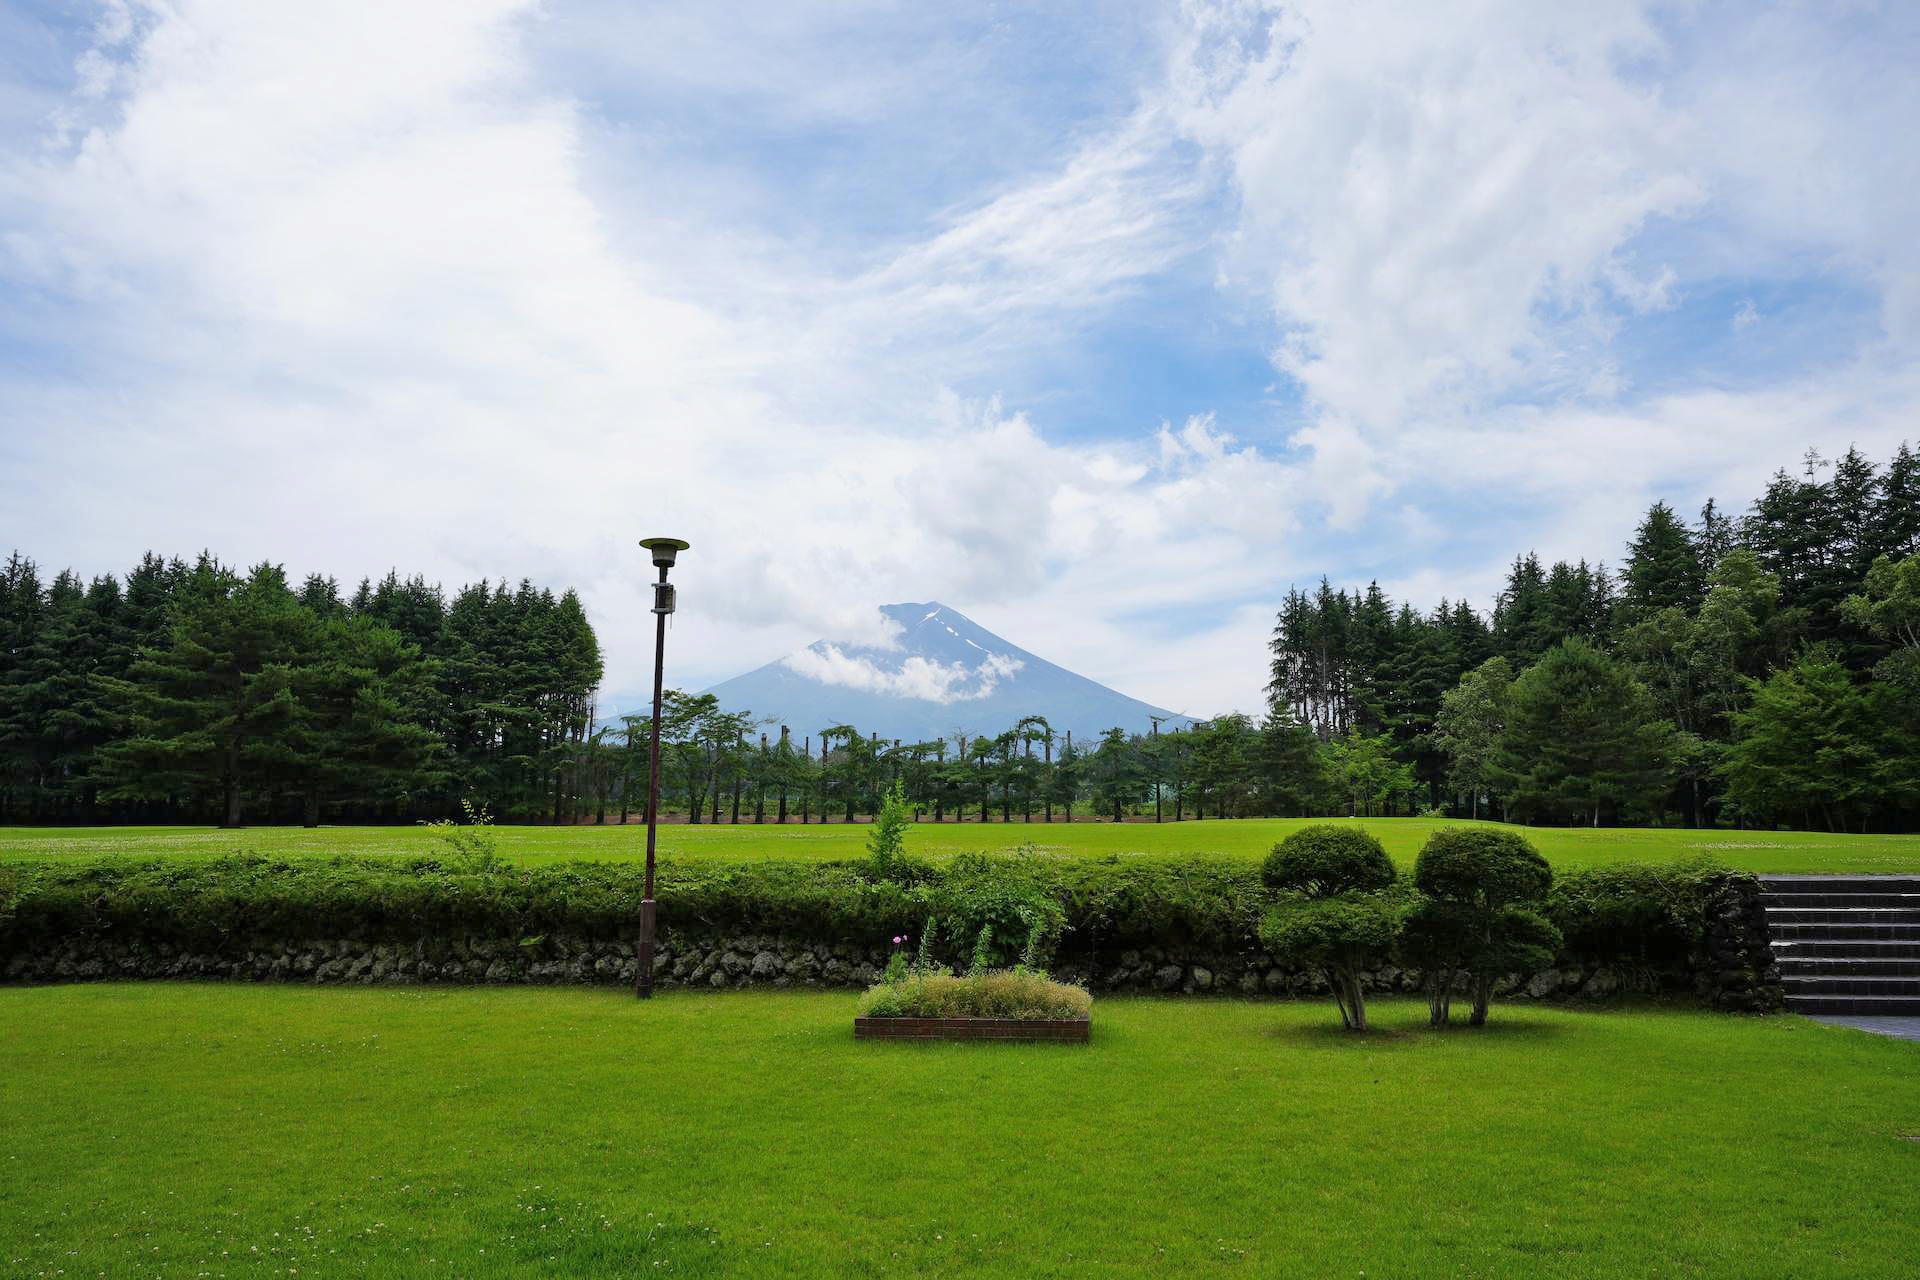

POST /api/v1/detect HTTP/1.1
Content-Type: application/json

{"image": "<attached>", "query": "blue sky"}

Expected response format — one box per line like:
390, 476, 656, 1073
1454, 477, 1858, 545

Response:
3, 1, 1918, 717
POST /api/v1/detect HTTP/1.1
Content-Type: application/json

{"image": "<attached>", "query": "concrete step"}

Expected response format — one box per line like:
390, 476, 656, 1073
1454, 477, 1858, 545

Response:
1782, 975, 1920, 997
1760, 892, 1920, 910
1783, 993, 1920, 1016
1775, 955, 1920, 977
1768, 922, 1920, 942
1759, 875, 1920, 895
1771, 939, 1920, 960
1764, 907, 1920, 925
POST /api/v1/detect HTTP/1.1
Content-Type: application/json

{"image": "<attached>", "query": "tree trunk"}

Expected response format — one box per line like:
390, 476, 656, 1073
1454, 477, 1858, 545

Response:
303, 783, 320, 830
222, 743, 242, 828
1469, 975, 1493, 1026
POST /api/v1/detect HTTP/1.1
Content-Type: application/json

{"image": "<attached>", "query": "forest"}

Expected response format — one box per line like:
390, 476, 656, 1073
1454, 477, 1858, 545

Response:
2, 442, 1916, 830
1266, 443, 1920, 831
0, 554, 602, 825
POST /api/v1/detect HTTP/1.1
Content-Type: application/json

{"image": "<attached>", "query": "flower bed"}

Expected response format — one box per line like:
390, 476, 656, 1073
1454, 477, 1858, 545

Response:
855, 967, 1092, 1042
853, 1016, 1089, 1042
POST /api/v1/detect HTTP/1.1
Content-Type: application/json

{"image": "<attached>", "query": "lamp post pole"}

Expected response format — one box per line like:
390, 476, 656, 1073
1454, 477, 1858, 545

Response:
636, 537, 688, 998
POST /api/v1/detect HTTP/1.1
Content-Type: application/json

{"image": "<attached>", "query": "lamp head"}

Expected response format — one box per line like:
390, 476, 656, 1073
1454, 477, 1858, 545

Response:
639, 537, 690, 569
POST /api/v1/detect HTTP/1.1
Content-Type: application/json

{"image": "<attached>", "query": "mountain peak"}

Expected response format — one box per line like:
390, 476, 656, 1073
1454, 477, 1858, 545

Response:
702, 603, 1184, 741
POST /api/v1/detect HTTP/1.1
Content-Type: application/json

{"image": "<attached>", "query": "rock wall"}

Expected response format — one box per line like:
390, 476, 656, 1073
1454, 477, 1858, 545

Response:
4, 922, 1778, 1010
0, 873, 1783, 1009
2, 932, 891, 988
1692, 873, 1785, 1012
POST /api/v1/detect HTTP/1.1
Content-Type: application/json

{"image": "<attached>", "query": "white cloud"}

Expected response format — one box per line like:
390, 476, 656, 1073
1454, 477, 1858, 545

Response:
1, 0, 1916, 725
781, 645, 1024, 704
1166, 0, 1705, 428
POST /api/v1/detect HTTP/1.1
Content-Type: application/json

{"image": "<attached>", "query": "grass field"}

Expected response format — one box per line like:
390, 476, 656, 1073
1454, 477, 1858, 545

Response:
3, 816, 1920, 873
0, 986, 1913, 1278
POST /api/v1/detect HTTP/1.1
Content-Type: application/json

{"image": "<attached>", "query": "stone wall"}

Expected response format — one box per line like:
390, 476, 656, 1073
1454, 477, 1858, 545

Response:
0, 871, 1784, 1009
3, 921, 1779, 1009
1692, 872, 1785, 1012
2, 932, 891, 989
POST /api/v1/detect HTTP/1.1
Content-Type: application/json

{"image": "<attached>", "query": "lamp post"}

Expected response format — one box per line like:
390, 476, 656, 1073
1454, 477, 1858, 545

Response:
635, 536, 688, 999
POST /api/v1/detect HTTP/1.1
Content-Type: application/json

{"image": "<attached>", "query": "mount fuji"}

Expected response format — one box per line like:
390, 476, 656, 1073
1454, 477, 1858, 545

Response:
701, 603, 1188, 743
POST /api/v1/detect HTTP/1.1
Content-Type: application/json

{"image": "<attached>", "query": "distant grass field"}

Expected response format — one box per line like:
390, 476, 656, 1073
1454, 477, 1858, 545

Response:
1, 985, 1914, 1278
3, 816, 1919, 873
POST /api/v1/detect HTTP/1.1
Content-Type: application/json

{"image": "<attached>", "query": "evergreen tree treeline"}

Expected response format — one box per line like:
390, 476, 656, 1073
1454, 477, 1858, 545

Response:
4, 440, 1914, 833
0, 553, 603, 826
1268, 442, 1920, 831
612, 703, 1331, 829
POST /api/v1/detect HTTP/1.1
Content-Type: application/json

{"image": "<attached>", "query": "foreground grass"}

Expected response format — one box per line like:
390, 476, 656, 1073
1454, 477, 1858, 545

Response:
1, 987, 1915, 1278
3, 816, 1920, 873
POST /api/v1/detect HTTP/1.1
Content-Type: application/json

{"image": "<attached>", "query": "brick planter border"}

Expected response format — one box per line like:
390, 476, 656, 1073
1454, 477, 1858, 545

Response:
854, 1016, 1091, 1043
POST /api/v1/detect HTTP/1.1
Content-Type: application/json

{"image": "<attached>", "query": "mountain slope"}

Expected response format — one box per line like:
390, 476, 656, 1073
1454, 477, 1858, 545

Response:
701, 602, 1186, 742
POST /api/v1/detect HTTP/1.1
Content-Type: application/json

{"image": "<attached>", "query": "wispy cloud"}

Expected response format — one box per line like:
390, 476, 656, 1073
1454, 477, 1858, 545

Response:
1, 0, 1916, 721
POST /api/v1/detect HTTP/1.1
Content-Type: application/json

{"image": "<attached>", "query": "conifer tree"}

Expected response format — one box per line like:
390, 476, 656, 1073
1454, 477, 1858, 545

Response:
1492, 638, 1670, 825
100, 561, 314, 827
1621, 501, 1705, 620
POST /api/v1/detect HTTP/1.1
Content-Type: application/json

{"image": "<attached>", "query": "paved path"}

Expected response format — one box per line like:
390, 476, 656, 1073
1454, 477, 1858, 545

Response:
1809, 1015, 1920, 1042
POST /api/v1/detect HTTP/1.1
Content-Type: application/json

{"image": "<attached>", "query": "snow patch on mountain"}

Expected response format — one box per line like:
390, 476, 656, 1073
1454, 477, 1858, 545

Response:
779, 644, 1024, 704
701, 601, 1189, 741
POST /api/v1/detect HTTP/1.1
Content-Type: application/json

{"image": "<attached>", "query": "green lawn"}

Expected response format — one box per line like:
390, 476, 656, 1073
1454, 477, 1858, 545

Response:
3, 816, 1920, 873
0, 986, 1914, 1278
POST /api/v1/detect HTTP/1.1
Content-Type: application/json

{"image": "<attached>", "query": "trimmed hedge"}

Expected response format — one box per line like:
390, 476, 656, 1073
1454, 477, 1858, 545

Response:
0, 855, 922, 951
0, 849, 1775, 1006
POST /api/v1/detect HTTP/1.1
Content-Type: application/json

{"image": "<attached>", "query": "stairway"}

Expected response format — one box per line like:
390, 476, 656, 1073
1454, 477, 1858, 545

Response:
1759, 875, 1920, 1016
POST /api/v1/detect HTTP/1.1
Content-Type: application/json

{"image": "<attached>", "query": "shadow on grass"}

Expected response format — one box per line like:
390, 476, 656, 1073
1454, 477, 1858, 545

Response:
1264, 1011, 1569, 1048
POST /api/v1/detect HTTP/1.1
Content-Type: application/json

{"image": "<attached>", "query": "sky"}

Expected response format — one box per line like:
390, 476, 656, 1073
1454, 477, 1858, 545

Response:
3, 0, 1918, 721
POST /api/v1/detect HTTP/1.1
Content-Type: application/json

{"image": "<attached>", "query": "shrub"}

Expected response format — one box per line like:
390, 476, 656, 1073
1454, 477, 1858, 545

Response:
930, 855, 1068, 971
0, 854, 929, 951
1055, 856, 1265, 955
1547, 857, 1731, 972
865, 782, 911, 879
858, 969, 1092, 1021
1404, 828, 1560, 1026
1258, 892, 1404, 1032
1261, 825, 1396, 898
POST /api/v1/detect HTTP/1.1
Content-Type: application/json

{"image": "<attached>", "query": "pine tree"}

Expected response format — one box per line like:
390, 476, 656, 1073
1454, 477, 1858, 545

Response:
1621, 501, 1705, 620
1492, 638, 1671, 825
286, 615, 442, 824
99, 561, 314, 827
1878, 443, 1920, 560
0, 553, 46, 817
1493, 553, 1552, 663
1254, 707, 1325, 816
1696, 498, 1737, 570
1087, 726, 1145, 821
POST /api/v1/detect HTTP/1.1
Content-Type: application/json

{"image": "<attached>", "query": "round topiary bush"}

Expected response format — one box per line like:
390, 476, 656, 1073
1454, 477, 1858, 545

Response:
1262, 825, 1396, 899
1259, 894, 1404, 1031
1412, 828, 1551, 907
1408, 827, 1558, 1027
